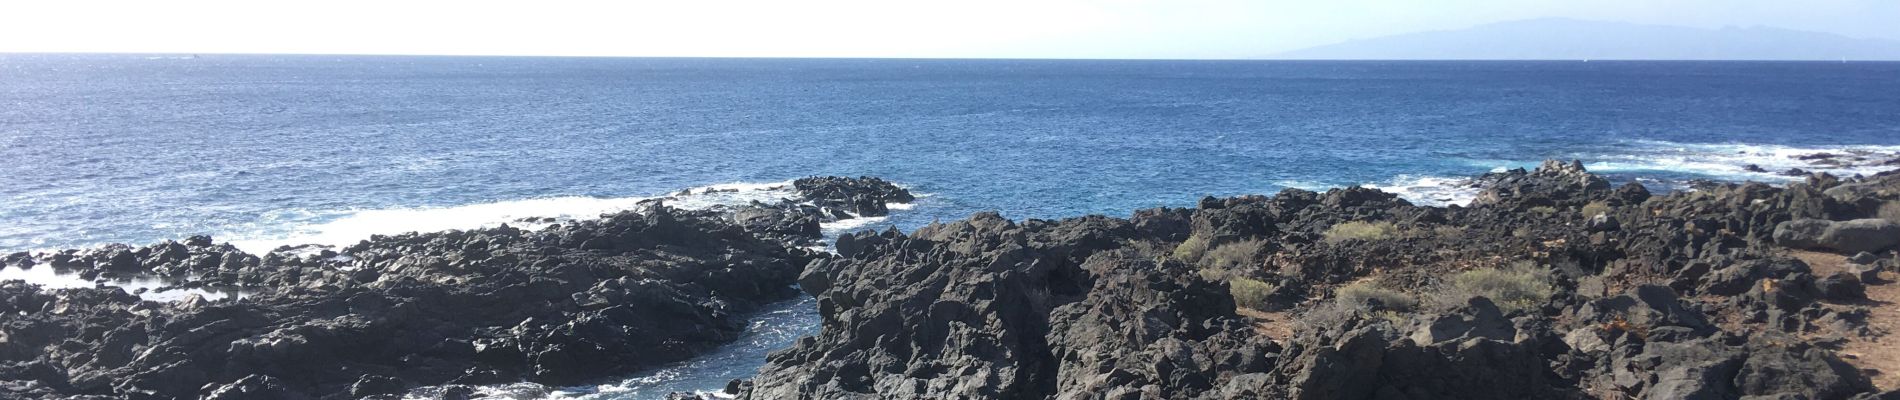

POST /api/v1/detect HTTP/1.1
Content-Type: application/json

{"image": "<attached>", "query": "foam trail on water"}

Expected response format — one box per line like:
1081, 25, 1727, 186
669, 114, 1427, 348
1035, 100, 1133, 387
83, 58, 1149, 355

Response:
821, 215, 889, 235
0, 266, 243, 301
1583, 140, 1900, 181
1272, 179, 1333, 191
227, 181, 799, 255
229, 196, 647, 254
1363, 174, 1483, 207
1351, 140, 1900, 208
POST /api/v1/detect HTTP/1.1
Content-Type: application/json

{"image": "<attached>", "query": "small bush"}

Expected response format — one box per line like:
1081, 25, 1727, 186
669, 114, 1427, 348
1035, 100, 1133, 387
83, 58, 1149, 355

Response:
1528, 206, 1558, 215
1431, 226, 1465, 240
1323, 221, 1398, 244
1581, 201, 1612, 218
1200, 239, 1267, 274
1335, 281, 1416, 311
1230, 277, 1277, 310
1880, 201, 1900, 224
1431, 262, 1554, 313
1173, 235, 1209, 263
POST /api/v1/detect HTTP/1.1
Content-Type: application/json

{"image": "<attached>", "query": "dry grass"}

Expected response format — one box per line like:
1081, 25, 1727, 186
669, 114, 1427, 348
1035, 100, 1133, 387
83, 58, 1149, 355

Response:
1581, 201, 1612, 218
1200, 239, 1267, 274
1336, 281, 1417, 311
1430, 261, 1554, 313
1323, 221, 1398, 244
1172, 234, 1209, 263
1230, 277, 1277, 310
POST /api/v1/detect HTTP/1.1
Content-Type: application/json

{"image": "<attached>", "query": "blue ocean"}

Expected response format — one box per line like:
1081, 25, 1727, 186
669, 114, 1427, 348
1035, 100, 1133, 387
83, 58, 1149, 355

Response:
3, 55, 1899, 398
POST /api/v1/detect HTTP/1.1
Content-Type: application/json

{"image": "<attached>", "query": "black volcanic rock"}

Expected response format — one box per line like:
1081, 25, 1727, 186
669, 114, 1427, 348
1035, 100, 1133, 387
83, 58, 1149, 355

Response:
1776, 218, 1900, 253
1267, 316, 1571, 399
0, 176, 913, 399
733, 161, 1900, 400
713, 176, 916, 246
1471, 159, 1612, 209
744, 213, 1275, 399
793, 176, 915, 217
0, 207, 814, 399
12, 165, 1900, 400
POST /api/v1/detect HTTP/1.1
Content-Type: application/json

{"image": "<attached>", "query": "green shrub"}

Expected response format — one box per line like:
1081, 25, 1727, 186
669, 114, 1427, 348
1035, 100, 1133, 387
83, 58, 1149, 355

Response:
1528, 206, 1558, 215
1431, 262, 1554, 313
1323, 221, 1397, 244
1880, 201, 1900, 224
1200, 238, 1267, 274
1172, 234, 1209, 263
1335, 281, 1416, 311
1230, 277, 1276, 310
1581, 201, 1612, 218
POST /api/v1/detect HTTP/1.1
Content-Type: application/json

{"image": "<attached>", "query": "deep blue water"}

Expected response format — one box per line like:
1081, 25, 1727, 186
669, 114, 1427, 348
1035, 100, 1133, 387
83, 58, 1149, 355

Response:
4, 55, 1900, 397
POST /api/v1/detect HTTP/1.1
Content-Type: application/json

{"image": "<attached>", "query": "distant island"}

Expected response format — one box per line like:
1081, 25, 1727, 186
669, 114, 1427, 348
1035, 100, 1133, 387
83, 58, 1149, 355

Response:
1275, 17, 1900, 61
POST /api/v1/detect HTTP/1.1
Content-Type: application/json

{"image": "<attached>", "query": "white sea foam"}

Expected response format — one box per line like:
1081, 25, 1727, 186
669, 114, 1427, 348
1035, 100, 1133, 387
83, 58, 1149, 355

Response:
222, 180, 934, 257
1271, 179, 1333, 191
228, 196, 650, 254
1351, 140, 1900, 207
1584, 140, 1900, 181
1362, 174, 1483, 207
0, 266, 244, 301
227, 181, 801, 255
820, 215, 889, 234
0, 266, 98, 290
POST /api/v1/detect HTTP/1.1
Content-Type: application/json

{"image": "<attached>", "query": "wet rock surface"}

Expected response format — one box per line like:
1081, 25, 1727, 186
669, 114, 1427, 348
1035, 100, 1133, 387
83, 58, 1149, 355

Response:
731, 162, 1900, 399
0, 177, 911, 399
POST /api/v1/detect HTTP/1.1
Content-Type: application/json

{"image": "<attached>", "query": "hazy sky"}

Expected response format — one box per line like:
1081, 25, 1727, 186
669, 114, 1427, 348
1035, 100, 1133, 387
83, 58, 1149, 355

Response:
1, 0, 1895, 59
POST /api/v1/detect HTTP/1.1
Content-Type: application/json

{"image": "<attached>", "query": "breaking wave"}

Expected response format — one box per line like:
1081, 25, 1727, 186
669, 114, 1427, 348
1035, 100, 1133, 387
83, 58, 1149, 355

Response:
1581, 140, 1900, 181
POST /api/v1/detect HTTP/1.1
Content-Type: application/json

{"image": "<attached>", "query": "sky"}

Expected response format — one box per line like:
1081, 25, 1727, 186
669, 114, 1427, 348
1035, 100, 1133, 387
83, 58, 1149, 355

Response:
0, 0, 1896, 59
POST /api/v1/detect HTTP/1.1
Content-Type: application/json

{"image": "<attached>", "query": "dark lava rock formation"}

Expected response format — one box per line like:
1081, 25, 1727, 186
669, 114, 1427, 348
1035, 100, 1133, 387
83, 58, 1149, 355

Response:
722, 176, 917, 245
0, 177, 912, 399
720, 163, 1900, 399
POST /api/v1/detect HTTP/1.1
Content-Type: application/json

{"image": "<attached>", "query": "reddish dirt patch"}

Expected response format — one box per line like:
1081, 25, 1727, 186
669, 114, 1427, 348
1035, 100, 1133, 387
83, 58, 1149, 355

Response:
1794, 250, 1900, 390
1797, 251, 1851, 276
1237, 308, 1295, 339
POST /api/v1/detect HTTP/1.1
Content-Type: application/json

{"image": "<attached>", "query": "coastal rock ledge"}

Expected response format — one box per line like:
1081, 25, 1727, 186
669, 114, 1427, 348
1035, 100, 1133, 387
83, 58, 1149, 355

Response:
0, 177, 912, 399
720, 162, 1900, 399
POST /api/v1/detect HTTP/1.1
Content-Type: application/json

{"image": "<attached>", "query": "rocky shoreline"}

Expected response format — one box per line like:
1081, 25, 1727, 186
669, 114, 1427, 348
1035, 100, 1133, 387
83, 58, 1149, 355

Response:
721, 161, 1900, 399
6, 165, 1900, 399
0, 177, 913, 399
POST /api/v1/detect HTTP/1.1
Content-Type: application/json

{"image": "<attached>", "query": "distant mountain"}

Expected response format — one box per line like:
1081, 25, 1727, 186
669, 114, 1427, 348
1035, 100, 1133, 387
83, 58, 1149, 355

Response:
1275, 18, 1900, 60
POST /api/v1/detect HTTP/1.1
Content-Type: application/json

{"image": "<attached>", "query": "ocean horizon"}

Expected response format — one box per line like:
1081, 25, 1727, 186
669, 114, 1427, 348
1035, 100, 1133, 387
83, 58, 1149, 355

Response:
7, 55, 1899, 253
